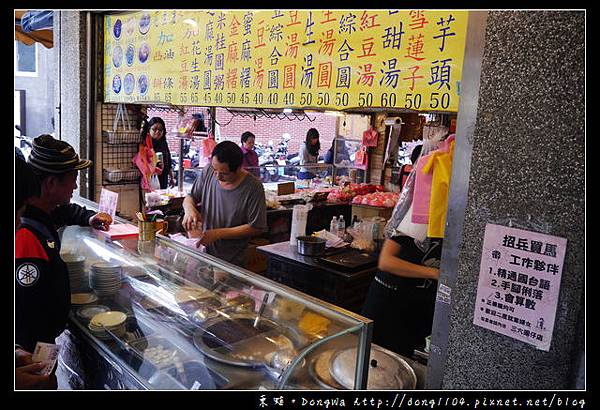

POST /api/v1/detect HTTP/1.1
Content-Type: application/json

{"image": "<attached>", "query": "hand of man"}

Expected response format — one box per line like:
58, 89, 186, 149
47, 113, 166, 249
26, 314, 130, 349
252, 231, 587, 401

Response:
15, 362, 57, 390
182, 207, 202, 232
15, 348, 33, 367
89, 212, 112, 231
198, 229, 221, 246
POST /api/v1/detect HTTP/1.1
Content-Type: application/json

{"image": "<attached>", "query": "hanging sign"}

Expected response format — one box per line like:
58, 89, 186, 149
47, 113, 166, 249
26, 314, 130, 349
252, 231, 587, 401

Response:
103, 10, 468, 111
473, 223, 568, 351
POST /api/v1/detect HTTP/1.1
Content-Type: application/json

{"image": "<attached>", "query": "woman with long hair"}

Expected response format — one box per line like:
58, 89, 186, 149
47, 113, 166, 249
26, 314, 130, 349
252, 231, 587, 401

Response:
298, 128, 320, 180
142, 116, 174, 189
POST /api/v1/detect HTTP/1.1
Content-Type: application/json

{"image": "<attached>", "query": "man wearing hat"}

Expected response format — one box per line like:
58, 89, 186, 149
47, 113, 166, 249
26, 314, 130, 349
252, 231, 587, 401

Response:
15, 135, 112, 352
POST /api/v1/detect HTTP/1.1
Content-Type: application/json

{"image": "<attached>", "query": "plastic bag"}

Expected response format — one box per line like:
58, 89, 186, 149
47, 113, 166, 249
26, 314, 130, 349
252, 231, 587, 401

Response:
149, 174, 161, 191
384, 166, 416, 239
133, 133, 158, 192
348, 221, 376, 252
396, 203, 427, 242
362, 127, 379, 147
354, 145, 368, 170
198, 133, 217, 168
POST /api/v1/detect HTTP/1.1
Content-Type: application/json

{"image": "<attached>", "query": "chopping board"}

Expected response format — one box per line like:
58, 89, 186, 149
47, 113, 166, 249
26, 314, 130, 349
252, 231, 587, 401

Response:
318, 249, 377, 271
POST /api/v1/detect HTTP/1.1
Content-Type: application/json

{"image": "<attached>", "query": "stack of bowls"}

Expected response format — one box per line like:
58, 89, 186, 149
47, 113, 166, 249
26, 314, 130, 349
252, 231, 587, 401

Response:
62, 254, 88, 292
88, 311, 127, 340
90, 262, 122, 297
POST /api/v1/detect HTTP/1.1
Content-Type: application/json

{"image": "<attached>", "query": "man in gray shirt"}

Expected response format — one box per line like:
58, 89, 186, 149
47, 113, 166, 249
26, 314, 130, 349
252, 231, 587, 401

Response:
182, 141, 267, 267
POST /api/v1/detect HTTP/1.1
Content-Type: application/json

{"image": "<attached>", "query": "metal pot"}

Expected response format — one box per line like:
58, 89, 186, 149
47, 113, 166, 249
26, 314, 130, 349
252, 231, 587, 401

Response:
296, 236, 326, 256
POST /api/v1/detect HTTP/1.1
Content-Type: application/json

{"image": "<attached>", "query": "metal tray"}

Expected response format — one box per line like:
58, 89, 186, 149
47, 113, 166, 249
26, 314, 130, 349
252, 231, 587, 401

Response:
192, 313, 303, 368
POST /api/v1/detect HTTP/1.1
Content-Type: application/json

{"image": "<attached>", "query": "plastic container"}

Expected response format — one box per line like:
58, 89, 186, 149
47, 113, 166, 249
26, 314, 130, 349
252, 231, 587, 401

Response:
165, 361, 229, 390
338, 215, 346, 238
289, 205, 309, 247
330, 216, 338, 235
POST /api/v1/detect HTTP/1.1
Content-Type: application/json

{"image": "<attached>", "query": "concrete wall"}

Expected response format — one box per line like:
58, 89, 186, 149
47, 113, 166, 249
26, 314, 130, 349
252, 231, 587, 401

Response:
55, 10, 91, 197
15, 43, 55, 137
428, 11, 585, 389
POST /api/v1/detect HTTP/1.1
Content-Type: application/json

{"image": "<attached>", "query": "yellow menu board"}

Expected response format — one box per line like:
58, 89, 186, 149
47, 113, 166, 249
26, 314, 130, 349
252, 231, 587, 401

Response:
104, 10, 468, 112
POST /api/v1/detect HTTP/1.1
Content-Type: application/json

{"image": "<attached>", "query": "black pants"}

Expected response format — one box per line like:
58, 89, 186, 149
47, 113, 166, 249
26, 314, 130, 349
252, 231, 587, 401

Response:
361, 275, 437, 357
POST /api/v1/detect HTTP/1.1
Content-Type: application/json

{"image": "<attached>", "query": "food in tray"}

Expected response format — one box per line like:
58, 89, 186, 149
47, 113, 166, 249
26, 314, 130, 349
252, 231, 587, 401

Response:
142, 344, 182, 367
298, 311, 331, 339
272, 298, 305, 321
190, 298, 222, 322
174, 286, 212, 304
223, 294, 255, 313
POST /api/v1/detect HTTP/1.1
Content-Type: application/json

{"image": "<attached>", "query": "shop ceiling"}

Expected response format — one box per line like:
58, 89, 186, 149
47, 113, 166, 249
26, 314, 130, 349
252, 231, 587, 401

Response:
15, 10, 53, 49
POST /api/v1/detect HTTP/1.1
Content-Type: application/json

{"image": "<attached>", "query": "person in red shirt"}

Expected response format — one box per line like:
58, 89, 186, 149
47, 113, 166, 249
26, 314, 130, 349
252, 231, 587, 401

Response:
240, 131, 259, 178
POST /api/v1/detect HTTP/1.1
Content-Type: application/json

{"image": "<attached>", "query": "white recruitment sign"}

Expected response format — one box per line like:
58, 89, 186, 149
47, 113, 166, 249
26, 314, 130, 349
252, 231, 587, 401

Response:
98, 188, 119, 221
473, 223, 567, 351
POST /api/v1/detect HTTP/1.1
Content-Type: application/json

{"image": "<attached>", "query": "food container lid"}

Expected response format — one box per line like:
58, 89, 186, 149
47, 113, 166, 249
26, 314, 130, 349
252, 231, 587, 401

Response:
330, 345, 417, 390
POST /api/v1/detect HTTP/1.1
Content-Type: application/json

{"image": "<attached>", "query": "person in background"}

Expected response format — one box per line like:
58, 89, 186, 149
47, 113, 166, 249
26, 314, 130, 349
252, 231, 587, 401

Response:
142, 116, 175, 189
17, 135, 112, 354
298, 128, 320, 180
15, 156, 57, 390
361, 234, 442, 357
182, 141, 267, 267
240, 131, 259, 178
324, 136, 350, 177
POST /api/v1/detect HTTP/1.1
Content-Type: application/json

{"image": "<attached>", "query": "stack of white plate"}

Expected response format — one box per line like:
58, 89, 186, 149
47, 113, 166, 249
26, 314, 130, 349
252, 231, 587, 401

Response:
88, 311, 127, 340
62, 254, 88, 292
90, 262, 122, 297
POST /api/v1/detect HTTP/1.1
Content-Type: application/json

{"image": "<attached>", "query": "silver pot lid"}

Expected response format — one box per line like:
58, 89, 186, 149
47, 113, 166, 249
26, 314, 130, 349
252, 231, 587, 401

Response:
330, 345, 417, 390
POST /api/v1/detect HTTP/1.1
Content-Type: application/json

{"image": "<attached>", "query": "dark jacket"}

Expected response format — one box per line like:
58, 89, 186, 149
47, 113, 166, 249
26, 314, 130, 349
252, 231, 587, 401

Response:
15, 204, 95, 351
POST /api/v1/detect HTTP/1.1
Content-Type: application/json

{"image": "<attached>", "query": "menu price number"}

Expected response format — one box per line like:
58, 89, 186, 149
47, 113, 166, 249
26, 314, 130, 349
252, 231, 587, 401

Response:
402, 92, 452, 110
300, 93, 312, 106
335, 92, 349, 107
317, 92, 330, 106
358, 92, 373, 107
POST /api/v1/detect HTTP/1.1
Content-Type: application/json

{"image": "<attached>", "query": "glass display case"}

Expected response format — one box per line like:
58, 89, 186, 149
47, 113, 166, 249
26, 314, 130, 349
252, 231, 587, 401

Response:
60, 198, 373, 390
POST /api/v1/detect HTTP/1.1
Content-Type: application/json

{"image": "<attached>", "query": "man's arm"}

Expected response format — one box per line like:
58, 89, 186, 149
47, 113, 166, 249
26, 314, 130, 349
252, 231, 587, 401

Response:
182, 195, 203, 231
198, 224, 262, 246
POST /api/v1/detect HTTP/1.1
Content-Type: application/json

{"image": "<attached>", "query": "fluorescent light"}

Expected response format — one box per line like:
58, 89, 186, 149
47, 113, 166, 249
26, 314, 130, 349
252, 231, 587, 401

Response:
283, 108, 292, 114
324, 111, 344, 117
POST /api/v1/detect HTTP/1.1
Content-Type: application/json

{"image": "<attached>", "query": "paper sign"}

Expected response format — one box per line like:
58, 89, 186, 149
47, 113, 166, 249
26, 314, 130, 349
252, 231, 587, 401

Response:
473, 223, 567, 351
99, 188, 119, 220
103, 10, 469, 112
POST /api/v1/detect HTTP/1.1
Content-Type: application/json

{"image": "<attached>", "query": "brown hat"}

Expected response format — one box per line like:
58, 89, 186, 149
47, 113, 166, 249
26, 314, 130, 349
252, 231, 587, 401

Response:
27, 134, 92, 174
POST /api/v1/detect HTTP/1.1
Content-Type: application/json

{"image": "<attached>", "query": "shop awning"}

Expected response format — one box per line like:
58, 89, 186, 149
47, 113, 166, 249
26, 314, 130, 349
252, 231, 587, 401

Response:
15, 10, 53, 49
